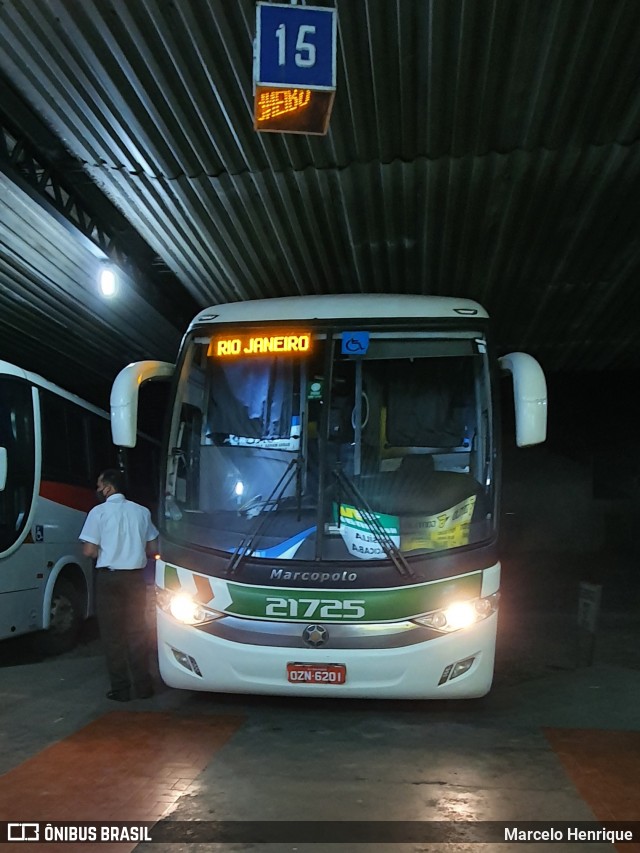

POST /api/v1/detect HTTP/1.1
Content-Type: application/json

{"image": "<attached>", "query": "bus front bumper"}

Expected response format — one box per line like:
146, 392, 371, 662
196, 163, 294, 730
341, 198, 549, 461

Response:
156, 610, 498, 700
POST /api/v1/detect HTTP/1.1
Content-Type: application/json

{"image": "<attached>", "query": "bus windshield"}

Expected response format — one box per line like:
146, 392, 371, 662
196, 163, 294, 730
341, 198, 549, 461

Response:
163, 327, 495, 564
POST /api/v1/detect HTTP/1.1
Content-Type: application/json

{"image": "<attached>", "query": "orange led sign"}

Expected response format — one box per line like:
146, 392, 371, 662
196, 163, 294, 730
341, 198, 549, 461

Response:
211, 333, 312, 357
256, 87, 311, 122
254, 86, 335, 135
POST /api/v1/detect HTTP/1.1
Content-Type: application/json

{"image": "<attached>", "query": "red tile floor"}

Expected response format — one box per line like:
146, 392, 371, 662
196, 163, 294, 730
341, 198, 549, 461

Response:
2, 715, 639, 851
545, 728, 640, 853
0, 711, 244, 853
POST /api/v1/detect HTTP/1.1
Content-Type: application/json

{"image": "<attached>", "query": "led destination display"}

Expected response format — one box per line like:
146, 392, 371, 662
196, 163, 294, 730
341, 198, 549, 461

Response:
211, 333, 311, 357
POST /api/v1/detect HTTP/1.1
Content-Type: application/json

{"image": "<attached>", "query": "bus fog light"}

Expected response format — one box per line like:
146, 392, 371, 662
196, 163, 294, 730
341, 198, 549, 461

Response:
172, 648, 191, 668
171, 648, 203, 676
450, 657, 475, 680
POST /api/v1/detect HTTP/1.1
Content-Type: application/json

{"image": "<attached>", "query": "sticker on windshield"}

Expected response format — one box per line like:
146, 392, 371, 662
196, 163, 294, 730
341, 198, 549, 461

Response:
336, 503, 400, 560
336, 496, 476, 559
400, 496, 476, 552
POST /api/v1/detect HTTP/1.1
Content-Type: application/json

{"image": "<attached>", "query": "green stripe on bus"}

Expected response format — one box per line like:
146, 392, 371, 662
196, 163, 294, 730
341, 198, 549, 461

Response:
164, 563, 181, 590
225, 573, 482, 623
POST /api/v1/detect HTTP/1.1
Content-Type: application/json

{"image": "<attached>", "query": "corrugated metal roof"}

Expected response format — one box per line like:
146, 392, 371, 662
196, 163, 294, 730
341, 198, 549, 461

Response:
0, 169, 181, 399
1, 0, 640, 394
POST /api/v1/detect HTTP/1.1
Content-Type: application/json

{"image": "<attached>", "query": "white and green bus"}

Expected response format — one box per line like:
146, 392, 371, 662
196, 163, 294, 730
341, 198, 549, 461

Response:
112, 294, 546, 698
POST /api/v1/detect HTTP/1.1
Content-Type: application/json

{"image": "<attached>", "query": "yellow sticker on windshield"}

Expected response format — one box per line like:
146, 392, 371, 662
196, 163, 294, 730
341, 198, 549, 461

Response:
400, 495, 476, 552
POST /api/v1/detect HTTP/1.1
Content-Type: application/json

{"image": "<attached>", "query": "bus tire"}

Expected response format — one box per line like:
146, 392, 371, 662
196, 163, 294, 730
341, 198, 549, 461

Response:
36, 578, 83, 656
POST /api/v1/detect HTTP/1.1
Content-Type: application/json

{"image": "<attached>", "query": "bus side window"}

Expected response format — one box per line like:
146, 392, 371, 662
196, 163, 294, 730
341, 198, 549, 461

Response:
84, 410, 118, 492
41, 391, 100, 487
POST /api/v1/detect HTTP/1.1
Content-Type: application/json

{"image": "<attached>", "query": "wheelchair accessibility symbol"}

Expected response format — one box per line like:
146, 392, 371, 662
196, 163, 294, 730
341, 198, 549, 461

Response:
341, 331, 369, 355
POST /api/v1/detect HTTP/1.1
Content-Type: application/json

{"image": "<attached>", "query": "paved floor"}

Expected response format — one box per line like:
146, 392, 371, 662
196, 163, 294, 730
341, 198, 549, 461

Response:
1, 582, 639, 853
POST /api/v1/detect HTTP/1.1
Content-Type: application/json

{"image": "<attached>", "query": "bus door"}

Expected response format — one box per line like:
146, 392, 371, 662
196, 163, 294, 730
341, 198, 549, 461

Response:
0, 377, 39, 637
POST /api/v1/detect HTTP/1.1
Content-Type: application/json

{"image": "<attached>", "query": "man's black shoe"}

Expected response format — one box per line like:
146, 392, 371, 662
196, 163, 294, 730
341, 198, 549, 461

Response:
106, 689, 131, 702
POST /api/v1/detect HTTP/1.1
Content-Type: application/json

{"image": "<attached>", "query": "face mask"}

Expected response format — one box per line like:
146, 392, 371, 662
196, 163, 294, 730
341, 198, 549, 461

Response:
96, 486, 108, 503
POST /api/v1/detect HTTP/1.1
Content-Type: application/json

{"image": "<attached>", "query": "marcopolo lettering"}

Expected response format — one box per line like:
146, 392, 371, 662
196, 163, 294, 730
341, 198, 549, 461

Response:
270, 569, 358, 583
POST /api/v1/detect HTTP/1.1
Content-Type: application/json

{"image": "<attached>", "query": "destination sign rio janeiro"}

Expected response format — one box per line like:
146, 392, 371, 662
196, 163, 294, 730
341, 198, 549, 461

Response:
211, 333, 311, 357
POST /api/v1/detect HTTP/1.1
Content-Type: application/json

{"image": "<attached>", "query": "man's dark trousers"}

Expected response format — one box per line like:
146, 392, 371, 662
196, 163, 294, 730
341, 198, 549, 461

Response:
95, 568, 152, 697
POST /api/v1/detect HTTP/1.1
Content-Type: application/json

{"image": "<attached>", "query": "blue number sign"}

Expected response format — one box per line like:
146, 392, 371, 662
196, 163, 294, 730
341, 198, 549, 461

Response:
256, 2, 337, 90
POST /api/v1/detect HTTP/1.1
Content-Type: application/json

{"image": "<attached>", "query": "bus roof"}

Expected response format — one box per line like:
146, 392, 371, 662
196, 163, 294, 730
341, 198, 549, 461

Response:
0, 359, 109, 420
190, 294, 489, 329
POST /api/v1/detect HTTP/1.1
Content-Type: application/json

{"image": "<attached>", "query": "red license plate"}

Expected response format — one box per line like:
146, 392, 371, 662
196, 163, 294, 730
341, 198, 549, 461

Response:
287, 663, 347, 685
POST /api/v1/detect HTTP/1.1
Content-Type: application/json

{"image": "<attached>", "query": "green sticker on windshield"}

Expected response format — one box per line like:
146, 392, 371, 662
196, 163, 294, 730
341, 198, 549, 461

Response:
308, 378, 323, 399
335, 497, 476, 559
335, 503, 400, 559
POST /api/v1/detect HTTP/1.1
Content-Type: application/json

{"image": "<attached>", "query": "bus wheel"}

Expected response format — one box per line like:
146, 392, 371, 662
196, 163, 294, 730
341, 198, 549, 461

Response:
37, 579, 82, 656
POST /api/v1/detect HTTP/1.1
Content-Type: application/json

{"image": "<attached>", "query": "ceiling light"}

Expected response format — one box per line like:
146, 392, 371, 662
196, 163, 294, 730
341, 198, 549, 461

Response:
99, 266, 118, 297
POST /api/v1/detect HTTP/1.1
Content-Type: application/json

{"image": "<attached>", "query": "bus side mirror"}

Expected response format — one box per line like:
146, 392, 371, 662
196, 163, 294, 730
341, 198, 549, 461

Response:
499, 352, 547, 447
110, 361, 174, 447
0, 446, 6, 490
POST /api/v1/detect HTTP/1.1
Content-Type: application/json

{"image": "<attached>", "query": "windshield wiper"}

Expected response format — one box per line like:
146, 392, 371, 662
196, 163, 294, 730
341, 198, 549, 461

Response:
227, 456, 300, 576
333, 464, 415, 580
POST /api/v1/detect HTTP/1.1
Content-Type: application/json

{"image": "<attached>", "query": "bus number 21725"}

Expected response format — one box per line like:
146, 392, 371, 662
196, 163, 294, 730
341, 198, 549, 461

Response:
265, 597, 365, 620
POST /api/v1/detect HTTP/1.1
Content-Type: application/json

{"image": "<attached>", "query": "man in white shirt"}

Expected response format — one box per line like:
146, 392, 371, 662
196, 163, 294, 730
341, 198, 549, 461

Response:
79, 469, 159, 702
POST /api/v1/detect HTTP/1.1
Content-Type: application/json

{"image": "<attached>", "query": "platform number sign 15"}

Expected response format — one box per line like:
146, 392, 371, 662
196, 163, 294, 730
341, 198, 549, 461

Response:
254, 2, 337, 135
276, 21, 316, 69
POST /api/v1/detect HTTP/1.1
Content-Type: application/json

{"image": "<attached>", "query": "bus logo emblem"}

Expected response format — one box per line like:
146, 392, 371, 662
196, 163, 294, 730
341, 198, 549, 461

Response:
302, 624, 328, 648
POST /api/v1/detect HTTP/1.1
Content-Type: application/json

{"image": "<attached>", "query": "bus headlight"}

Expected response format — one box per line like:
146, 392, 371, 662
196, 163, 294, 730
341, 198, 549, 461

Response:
413, 593, 499, 633
156, 588, 223, 626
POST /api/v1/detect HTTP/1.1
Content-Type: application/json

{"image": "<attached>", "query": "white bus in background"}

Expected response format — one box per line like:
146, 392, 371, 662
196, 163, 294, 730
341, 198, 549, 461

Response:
0, 361, 156, 654
111, 294, 547, 699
